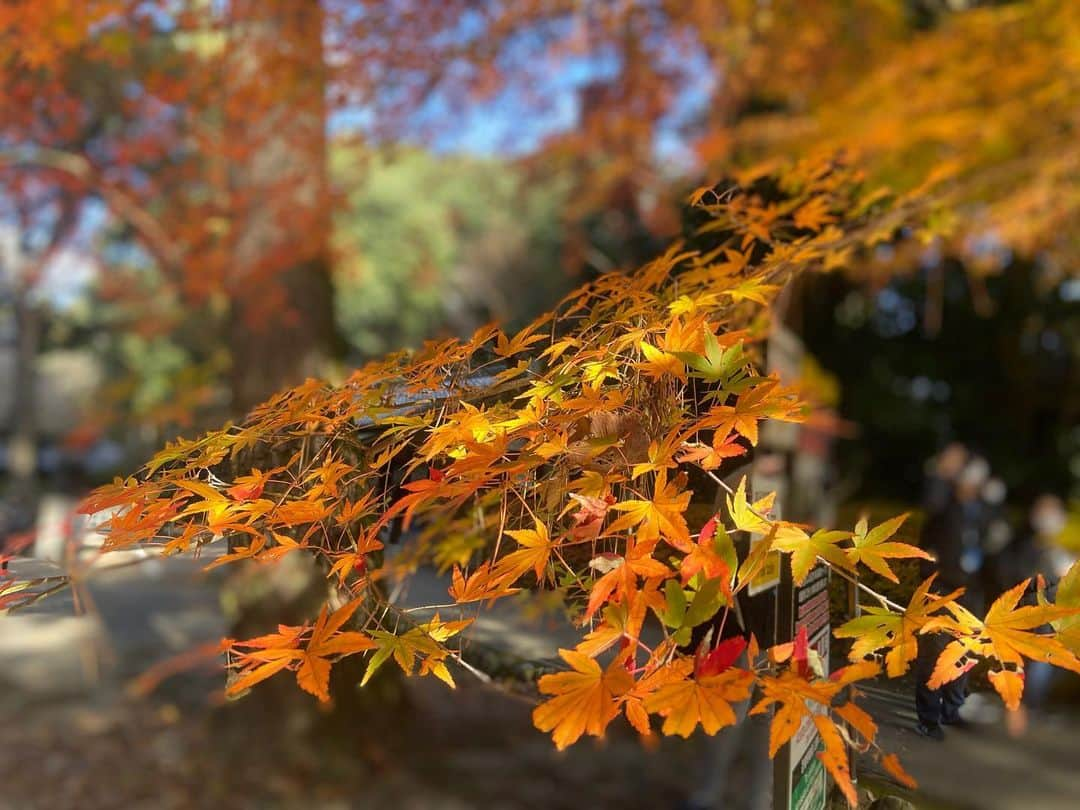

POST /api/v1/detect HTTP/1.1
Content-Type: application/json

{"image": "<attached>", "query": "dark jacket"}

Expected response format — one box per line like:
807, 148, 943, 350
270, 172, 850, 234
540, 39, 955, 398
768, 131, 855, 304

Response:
919, 495, 987, 612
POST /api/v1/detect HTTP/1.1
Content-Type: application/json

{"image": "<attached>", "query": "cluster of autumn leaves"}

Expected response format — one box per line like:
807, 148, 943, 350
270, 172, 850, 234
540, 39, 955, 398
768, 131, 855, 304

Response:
51, 157, 1080, 806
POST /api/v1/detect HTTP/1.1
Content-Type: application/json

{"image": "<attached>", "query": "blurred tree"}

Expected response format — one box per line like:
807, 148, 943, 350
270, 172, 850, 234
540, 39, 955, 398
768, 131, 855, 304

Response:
3, 1, 1073, 427
332, 146, 570, 357
0, 192, 78, 504
223, 0, 343, 409
0, 1, 342, 417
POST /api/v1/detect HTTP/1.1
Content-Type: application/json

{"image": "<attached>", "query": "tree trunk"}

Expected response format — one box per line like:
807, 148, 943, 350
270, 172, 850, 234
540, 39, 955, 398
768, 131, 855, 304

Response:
225, 0, 342, 413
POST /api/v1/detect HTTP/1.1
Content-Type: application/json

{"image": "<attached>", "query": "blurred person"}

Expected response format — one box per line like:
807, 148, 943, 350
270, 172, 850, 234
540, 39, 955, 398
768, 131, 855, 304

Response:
913, 455, 991, 739
980, 476, 1014, 599
1002, 495, 1075, 736
923, 442, 968, 516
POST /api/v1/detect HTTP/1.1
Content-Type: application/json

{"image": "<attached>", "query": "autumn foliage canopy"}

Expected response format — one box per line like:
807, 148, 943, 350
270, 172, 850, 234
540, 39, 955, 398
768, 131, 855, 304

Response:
2, 1, 1079, 807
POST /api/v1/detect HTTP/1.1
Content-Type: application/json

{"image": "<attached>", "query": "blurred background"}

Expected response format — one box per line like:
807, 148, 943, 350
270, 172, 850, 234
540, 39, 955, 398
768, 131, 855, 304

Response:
0, 1, 1077, 808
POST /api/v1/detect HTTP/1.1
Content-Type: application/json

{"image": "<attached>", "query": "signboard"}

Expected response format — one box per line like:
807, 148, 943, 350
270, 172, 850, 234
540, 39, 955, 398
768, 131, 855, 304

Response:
748, 532, 782, 595
774, 563, 831, 810
791, 756, 827, 810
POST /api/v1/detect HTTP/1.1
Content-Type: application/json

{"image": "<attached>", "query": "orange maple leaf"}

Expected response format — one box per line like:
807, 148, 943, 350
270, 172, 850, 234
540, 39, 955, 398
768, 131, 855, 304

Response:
814, 714, 857, 807
643, 665, 754, 737
296, 599, 376, 701
751, 669, 842, 756
492, 518, 556, 584
676, 432, 747, 471
226, 600, 374, 702
533, 649, 634, 750
583, 545, 669, 623
449, 561, 519, 604
608, 469, 692, 552
679, 515, 733, 588
226, 467, 276, 501
704, 379, 801, 446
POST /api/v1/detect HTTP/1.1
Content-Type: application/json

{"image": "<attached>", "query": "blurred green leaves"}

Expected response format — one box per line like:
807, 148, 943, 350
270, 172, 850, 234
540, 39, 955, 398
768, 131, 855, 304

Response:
331, 146, 570, 358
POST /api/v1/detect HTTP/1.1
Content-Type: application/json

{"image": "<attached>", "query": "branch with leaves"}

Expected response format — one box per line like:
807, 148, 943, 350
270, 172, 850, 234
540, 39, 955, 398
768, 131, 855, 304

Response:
10, 156, 1079, 806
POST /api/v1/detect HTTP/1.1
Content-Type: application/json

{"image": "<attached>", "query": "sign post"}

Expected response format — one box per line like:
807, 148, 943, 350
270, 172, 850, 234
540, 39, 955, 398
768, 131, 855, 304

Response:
758, 319, 842, 809
773, 562, 831, 810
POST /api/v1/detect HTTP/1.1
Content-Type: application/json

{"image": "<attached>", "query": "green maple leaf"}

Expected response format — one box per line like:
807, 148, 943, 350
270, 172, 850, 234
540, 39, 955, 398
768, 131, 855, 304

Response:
672, 334, 750, 390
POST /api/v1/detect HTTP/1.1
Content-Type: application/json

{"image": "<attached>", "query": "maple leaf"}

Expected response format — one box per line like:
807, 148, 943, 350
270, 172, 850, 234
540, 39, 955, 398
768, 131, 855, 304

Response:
583, 545, 669, 623
449, 561, 518, 604
772, 526, 853, 586
792, 195, 837, 232
362, 615, 471, 689
226, 656, 295, 697
676, 432, 747, 471
577, 603, 634, 658
533, 430, 571, 460
976, 580, 1080, 673
643, 665, 754, 737
845, 513, 930, 583
637, 340, 685, 380
204, 533, 268, 571
581, 358, 621, 388
881, 753, 918, 790
493, 518, 556, 583
269, 498, 332, 528
723, 276, 780, 307
726, 476, 775, 534
679, 515, 736, 587
533, 648, 634, 750
493, 323, 547, 358
296, 598, 376, 701
327, 529, 384, 586
608, 469, 692, 552
226, 467, 276, 501
668, 293, 721, 317
630, 432, 685, 480
751, 669, 842, 756
704, 379, 802, 446
671, 331, 748, 385
834, 575, 962, 676
814, 714, 857, 807
224, 626, 304, 699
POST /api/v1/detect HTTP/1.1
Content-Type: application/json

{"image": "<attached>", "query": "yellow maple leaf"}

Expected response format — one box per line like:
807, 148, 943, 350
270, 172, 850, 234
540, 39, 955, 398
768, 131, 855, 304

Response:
846, 513, 930, 583
726, 476, 775, 534
637, 340, 685, 380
